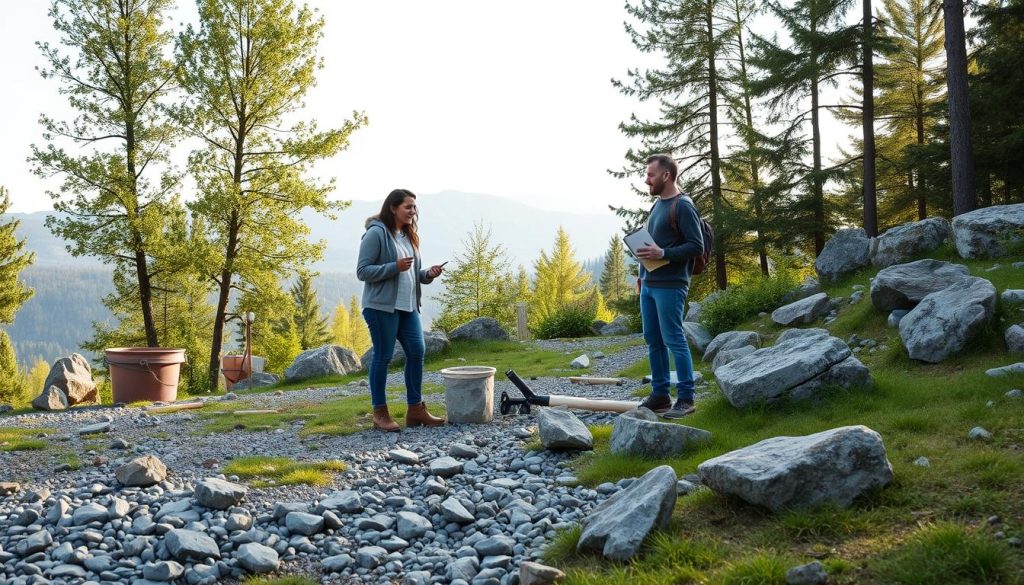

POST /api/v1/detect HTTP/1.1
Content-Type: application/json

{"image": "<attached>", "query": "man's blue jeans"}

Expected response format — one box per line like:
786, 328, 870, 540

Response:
640, 284, 695, 402
362, 308, 425, 407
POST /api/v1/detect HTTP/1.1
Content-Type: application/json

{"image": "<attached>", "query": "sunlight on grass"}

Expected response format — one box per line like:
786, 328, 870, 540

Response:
872, 522, 1010, 584
223, 456, 347, 488
0, 427, 54, 451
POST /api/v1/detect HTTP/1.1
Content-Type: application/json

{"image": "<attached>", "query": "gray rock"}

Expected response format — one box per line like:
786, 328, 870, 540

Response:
987, 363, 1024, 377
317, 491, 363, 514
361, 330, 449, 368
194, 478, 247, 510
914, 456, 930, 467
72, 502, 108, 525
115, 455, 167, 487
17, 529, 52, 555
520, 561, 567, 585
228, 372, 279, 390
1007, 389, 1023, 398
441, 497, 475, 524
225, 512, 252, 532
715, 330, 866, 408
1004, 289, 1024, 305
899, 276, 997, 363
449, 317, 510, 342
610, 410, 711, 457
711, 345, 756, 373
50, 564, 87, 579
356, 545, 388, 569
429, 456, 464, 478
41, 353, 98, 405
682, 321, 713, 355
474, 535, 515, 557
285, 511, 324, 536
772, 293, 831, 327
450, 443, 479, 459
578, 465, 677, 560
703, 330, 761, 363
815, 228, 871, 282
284, 345, 361, 381
699, 425, 893, 512
388, 448, 420, 465
786, 560, 827, 585
887, 309, 910, 328
969, 426, 993, 440
143, 561, 184, 581
684, 300, 703, 323
78, 421, 110, 435
1006, 325, 1024, 352
164, 529, 221, 562
404, 570, 432, 585
951, 202, 1024, 258
538, 407, 593, 450
31, 385, 68, 411
871, 217, 951, 268
396, 511, 432, 539
870, 259, 972, 312
570, 354, 590, 369
236, 543, 279, 573
787, 356, 873, 401
600, 315, 633, 336
322, 553, 353, 572
449, 556, 480, 581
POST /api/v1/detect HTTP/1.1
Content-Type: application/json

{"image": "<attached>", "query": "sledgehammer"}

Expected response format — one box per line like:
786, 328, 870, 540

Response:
501, 369, 640, 415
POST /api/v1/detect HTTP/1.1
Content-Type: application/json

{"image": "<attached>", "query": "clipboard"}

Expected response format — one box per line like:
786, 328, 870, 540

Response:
624, 227, 669, 272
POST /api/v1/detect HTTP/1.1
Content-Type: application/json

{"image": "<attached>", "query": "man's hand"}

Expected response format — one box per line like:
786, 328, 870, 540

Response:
635, 244, 664, 260
427, 264, 445, 278
397, 257, 414, 272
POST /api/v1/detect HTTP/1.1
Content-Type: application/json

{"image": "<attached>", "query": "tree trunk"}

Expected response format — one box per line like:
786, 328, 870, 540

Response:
915, 99, 927, 219
943, 0, 977, 215
862, 0, 878, 236
811, 78, 826, 255
134, 246, 159, 347
735, 4, 769, 276
706, 5, 727, 290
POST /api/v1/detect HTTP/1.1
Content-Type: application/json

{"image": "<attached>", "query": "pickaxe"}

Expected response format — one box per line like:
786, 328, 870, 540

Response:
500, 369, 641, 415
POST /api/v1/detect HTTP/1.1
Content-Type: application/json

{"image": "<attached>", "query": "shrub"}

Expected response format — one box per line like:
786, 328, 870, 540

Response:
699, 264, 802, 335
535, 302, 596, 339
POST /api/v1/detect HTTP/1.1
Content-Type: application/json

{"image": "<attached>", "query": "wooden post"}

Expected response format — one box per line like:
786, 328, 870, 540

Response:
516, 302, 529, 341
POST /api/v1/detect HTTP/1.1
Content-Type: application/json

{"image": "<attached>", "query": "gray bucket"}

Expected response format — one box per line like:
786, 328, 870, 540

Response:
440, 366, 496, 424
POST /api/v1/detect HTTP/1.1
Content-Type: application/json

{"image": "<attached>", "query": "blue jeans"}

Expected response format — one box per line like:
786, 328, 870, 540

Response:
362, 308, 425, 407
640, 285, 695, 402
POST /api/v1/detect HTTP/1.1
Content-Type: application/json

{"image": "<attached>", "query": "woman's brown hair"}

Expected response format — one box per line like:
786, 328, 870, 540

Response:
378, 188, 420, 249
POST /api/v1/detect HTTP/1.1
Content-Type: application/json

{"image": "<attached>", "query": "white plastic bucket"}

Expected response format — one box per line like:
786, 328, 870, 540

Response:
440, 366, 496, 424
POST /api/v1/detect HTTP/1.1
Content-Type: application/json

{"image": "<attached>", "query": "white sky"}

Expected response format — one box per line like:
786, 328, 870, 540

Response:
0, 0, 856, 215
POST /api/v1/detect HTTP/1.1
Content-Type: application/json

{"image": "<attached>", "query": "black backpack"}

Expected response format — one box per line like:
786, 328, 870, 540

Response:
662, 194, 714, 275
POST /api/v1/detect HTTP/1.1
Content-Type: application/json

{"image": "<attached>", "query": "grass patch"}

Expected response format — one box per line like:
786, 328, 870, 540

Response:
223, 456, 347, 488
616, 357, 650, 380
872, 522, 1010, 584
200, 384, 445, 437
0, 427, 54, 451
57, 453, 81, 470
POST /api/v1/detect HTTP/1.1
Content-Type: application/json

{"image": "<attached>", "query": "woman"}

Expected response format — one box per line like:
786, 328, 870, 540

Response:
356, 189, 446, 432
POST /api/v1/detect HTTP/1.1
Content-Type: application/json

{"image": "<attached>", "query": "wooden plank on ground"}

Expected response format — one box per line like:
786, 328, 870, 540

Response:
233, 409, 281, 415
566, 377, 624, 386
145, 402, 205, 413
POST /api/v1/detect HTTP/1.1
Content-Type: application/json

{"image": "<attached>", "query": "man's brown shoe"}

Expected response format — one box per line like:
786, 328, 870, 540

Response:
406, 402, 445, 427
372, 405, 400, 432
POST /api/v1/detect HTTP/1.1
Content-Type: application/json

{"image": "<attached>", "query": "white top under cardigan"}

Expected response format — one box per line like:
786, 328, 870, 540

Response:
390, 231, 417, 312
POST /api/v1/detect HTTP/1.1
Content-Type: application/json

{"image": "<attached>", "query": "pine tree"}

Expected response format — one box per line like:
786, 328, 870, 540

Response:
331, 301, 351, 349
433, 223, 515, 332
348, 296, 371, 355
862, 0, 879, 236
531, 227, 591, 324
289, 274, 331, 350
750, 0, 861, 254
0, 331, 24, 406
942, 0, 977, 215
599, 235, 632, 304
175, 0, 366, 388
613, 0, 737, 289
31, 0, 178, 347
0, 188, 36, 325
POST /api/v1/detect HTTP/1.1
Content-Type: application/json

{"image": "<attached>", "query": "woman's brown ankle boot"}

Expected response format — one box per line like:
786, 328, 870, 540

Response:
372, 405, 400, 432
406, 402, 445, 427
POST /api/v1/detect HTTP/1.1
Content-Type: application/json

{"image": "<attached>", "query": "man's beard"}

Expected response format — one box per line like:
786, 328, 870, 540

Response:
649, 181, 665, 196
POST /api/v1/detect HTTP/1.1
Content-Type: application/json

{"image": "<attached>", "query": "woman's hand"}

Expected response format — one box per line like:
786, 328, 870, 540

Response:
427, 264, 445, 278
397, 257, 414, 272
635, 244, 664, 260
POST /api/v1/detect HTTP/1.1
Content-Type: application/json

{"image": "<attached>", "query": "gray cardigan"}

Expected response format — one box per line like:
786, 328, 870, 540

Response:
356, 219, 434, 313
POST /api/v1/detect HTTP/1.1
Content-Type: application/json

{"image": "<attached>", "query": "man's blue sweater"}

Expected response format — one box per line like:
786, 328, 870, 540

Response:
640, 195, 705, 289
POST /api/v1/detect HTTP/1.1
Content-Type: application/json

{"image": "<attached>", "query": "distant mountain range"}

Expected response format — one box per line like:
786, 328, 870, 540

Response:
3, 191, 626, 364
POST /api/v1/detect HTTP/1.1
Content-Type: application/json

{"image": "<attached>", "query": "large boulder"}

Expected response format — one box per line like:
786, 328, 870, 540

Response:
577, 465, 677, 560
899, 276, 998, 363
1006, 325, 1024, 353
600, 315, 633, 336
229, 372, 279, 391
715, 329, 870, 408
771, 293, 832, 327
814, 228, 871, 282
684, 301, 703, 323
610, 409, 711, 458
115, 456, 167, 487
44, 353, 98, 405
711, 345, 756, 374
869, 259, 971, 312
360, 330, 449, 368
682, 321, 713, 355
698, 425, 894, 513
537, 407, 593, 450
703, 330, 761, 364
285, 345, 360, 381
951, 202, 1024, 259
871, 217, 951, 268
449, 317, 510, 342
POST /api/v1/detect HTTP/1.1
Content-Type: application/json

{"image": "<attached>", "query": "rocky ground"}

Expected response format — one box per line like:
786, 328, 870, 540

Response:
0, 334, 684, 585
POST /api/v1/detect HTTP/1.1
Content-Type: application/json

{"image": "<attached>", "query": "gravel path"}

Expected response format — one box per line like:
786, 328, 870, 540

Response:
0, 335, 706, 585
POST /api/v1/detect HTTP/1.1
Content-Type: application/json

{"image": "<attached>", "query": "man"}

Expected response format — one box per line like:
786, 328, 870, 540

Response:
634, 154, 704, 418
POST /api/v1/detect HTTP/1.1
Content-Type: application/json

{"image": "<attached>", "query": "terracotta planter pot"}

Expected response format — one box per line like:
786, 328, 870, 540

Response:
105, 348, 186, 403
221, 354, 252, 386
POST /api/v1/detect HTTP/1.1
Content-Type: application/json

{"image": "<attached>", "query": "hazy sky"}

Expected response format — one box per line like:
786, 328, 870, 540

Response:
0, 1, 851, 216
